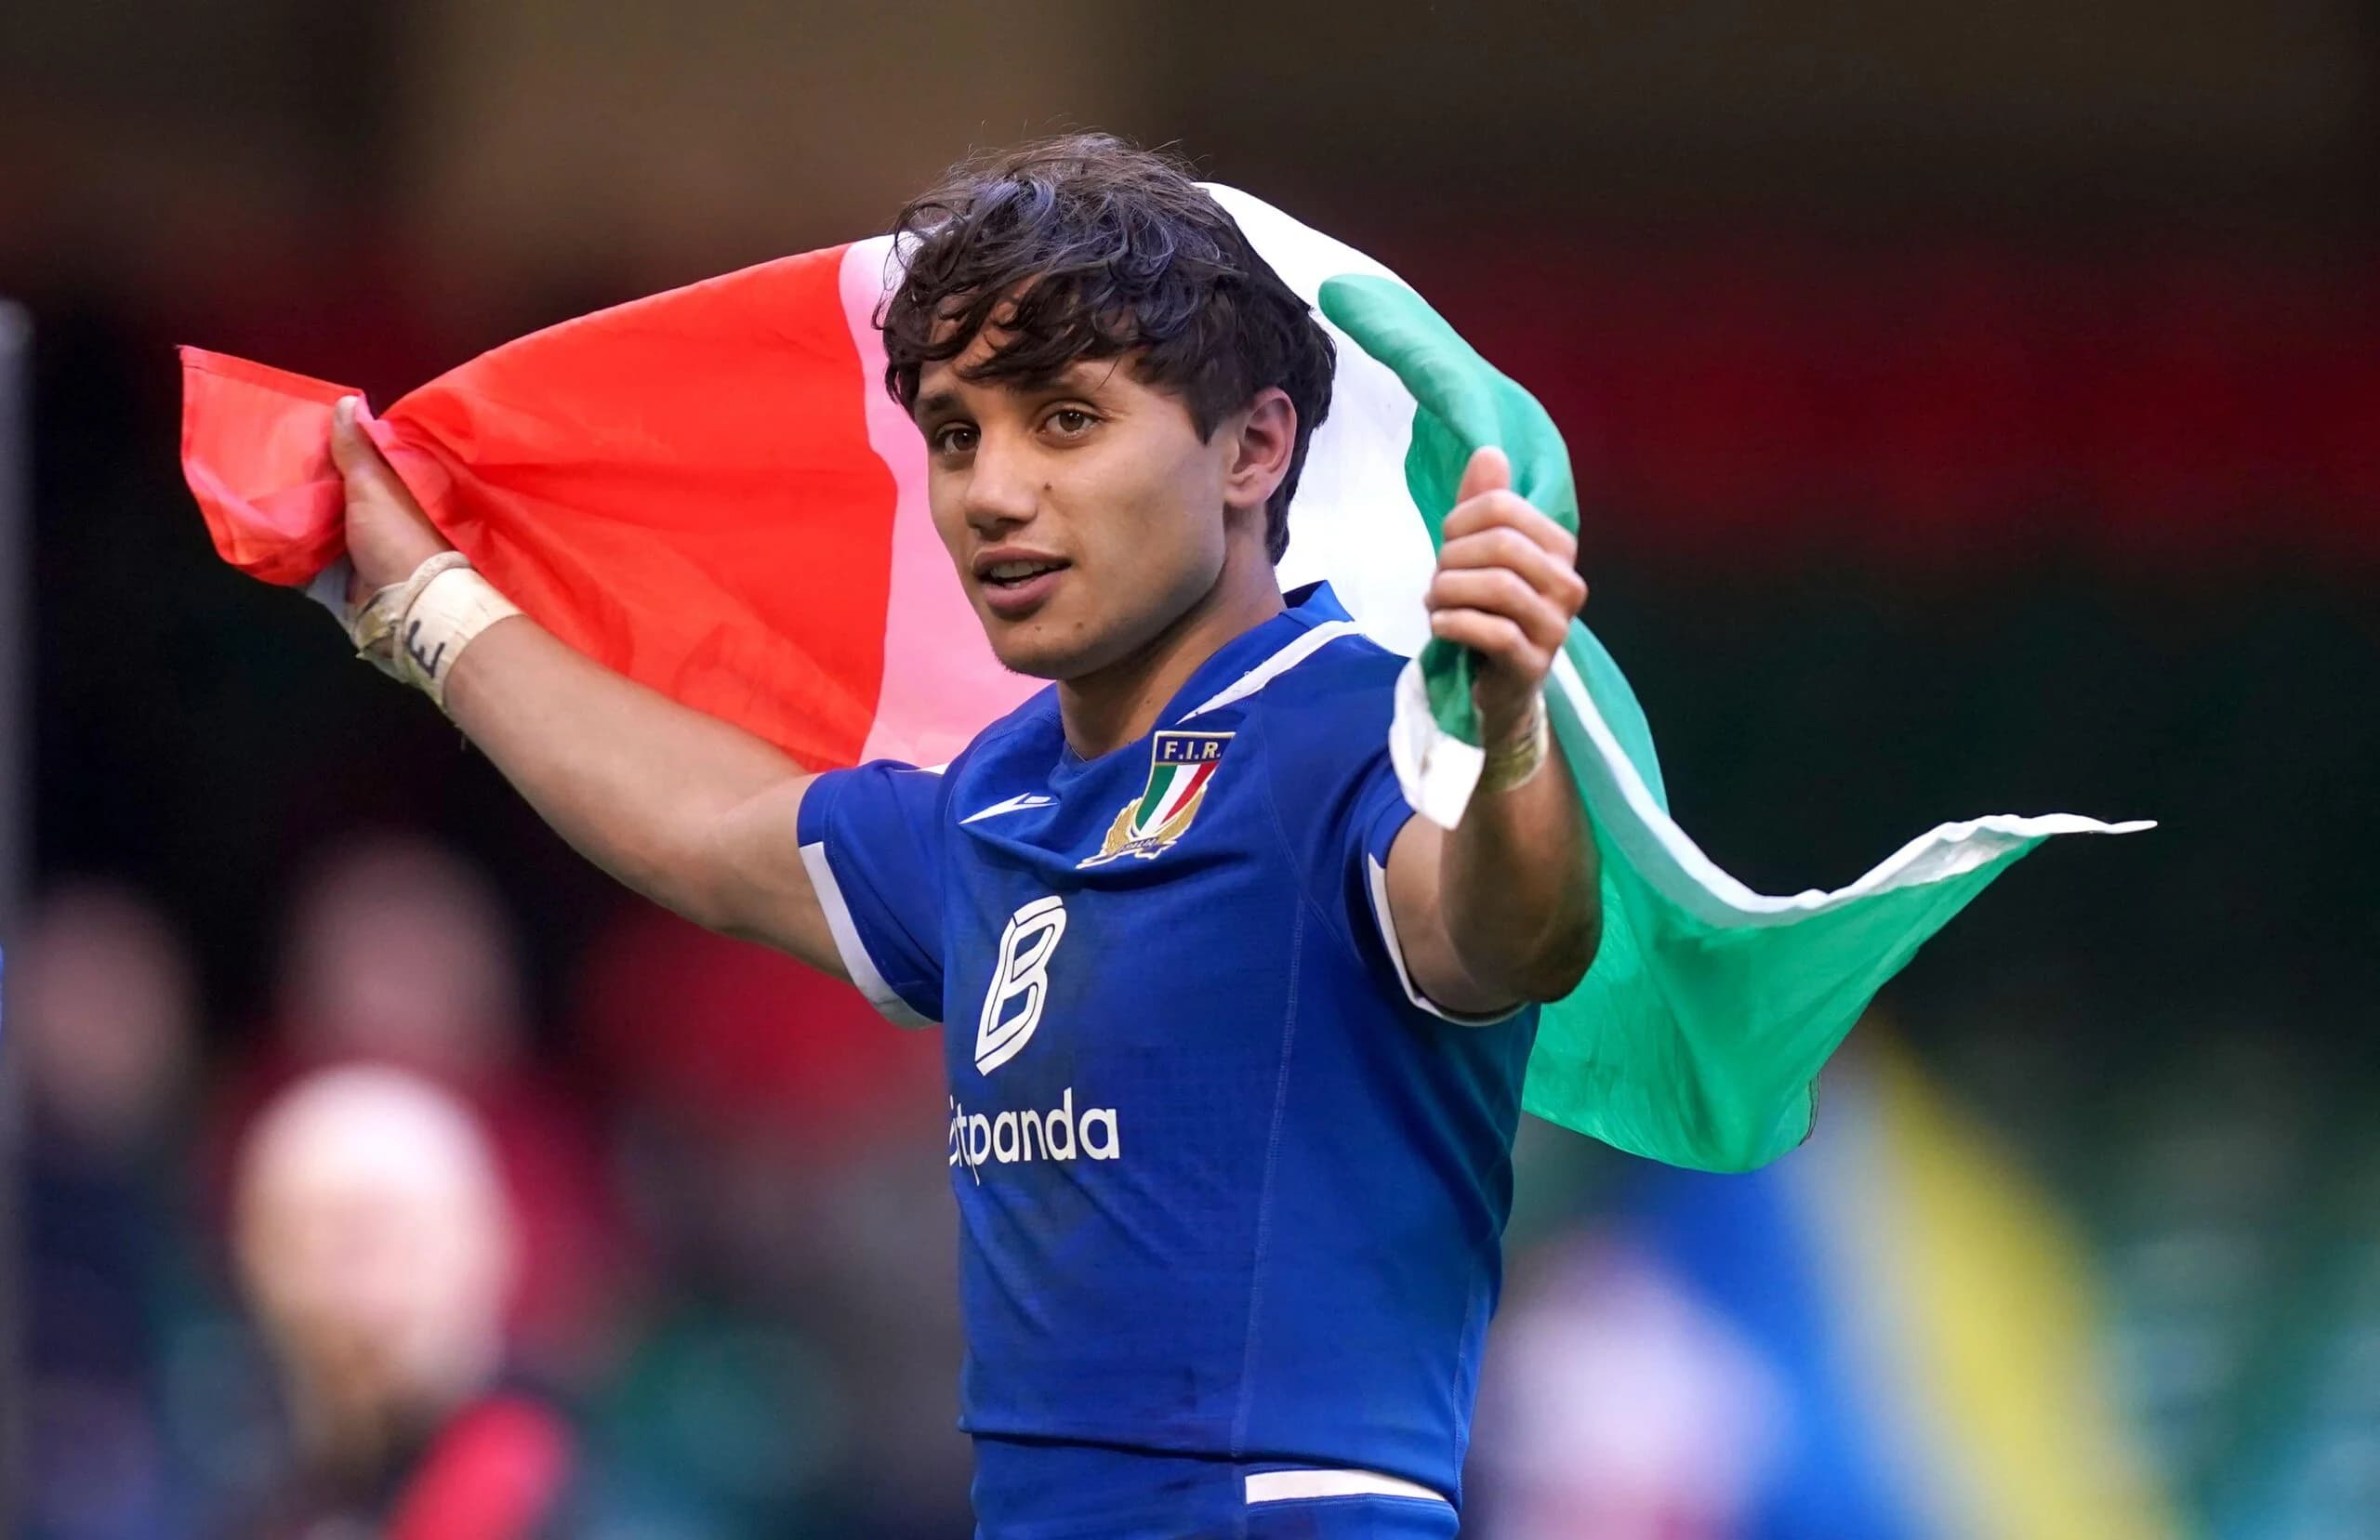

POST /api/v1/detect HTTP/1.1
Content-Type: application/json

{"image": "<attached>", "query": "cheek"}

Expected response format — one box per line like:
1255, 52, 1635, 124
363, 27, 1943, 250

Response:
926, 476, 967, 554
1113, 446, 1223, 561
1167, 463, 1232, 576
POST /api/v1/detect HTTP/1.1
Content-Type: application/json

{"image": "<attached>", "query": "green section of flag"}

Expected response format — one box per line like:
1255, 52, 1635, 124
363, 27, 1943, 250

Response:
1318, 273, 2105, 1172
1318, 275, 1580, 753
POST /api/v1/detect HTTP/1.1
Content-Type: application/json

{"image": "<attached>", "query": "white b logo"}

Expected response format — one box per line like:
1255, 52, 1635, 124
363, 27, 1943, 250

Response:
974, 895, 1066, 1075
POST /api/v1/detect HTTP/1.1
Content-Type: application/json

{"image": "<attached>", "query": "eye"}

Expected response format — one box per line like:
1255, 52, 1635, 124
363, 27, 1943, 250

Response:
931, 422, 977, 455
1045, 408, 1096, 438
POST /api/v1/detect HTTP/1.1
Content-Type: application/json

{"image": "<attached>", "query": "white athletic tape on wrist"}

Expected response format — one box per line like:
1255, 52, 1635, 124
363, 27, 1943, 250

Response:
348, 551, 466, 681
346, 552, 521, 710
400, 562, 522, 707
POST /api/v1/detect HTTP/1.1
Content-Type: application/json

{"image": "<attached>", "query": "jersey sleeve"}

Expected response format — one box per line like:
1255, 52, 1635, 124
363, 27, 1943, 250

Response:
794, 761, 947, 1026
1263, 665, 1526, 1026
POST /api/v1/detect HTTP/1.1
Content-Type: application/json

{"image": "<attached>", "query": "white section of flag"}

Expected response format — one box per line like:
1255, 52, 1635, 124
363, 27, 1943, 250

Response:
1205, 186, 1438, 661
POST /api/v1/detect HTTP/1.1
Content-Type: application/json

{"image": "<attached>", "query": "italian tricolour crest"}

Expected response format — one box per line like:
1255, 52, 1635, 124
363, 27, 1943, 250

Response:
1080, 731, 1232, 867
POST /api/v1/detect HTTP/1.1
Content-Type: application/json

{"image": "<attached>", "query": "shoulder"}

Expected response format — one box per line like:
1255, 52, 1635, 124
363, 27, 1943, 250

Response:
911, 686, 1059, 802
947, 684, 1059, 769
928, 685, 1061, 813
1236, 631, 1407, 812
1243, 630, 1404, 739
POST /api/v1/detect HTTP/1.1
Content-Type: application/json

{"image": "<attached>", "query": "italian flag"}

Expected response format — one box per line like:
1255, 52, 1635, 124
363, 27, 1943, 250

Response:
179, 186, 2147, 1172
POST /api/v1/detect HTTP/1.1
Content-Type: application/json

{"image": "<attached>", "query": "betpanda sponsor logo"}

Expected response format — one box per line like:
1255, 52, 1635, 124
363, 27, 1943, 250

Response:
948, 1087, 1120, 1175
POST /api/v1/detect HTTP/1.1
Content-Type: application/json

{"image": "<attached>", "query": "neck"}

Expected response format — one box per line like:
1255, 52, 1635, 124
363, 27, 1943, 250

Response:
289, 1327, 498, 1474
291, 1374, 415, 1475
1058, 548, 1283, 758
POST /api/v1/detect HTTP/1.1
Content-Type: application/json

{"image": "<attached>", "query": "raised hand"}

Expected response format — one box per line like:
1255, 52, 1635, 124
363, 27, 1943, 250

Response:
1422, 445, 1588, 745
329, 397, 452, 610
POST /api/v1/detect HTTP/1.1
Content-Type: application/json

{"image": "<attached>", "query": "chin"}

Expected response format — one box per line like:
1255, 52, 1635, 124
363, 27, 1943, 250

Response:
986, 631, 1088, 681
981, 612, 1118, 683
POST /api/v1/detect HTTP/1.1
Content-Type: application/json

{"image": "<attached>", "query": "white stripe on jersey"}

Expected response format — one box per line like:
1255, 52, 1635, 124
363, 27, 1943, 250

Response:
1364, 854, 1527, 1027
1180, 619, 1369, 721
1244, 1468, 1450, 1507
800, 840, 935, 1027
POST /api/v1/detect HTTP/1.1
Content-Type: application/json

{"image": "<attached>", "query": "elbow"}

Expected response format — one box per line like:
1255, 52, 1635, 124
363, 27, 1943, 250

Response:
668, 882, 739, 939
618, 824, 740, 937
1517, 908, 1602, 1004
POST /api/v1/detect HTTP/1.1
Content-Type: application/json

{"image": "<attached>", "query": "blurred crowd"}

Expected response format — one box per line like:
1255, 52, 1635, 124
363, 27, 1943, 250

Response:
16, 843, 966, 1537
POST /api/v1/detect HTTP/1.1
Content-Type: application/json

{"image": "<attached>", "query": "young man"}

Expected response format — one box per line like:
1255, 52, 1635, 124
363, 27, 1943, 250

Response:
331, 135, 1596, 1537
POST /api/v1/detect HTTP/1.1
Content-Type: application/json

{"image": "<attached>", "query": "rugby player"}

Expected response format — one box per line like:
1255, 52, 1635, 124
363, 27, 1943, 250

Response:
330, 134, 1596, 1537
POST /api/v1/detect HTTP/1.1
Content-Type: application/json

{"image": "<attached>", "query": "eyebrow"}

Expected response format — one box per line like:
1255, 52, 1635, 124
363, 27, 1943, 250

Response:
910, 365, 1111, 426
911, 388, 963, 425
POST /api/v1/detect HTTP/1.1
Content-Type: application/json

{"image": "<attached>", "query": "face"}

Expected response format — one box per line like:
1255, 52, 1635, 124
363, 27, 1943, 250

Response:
912, 340, 1271, 680
238, 1085, 510, 1418
285, 841, 522, 1085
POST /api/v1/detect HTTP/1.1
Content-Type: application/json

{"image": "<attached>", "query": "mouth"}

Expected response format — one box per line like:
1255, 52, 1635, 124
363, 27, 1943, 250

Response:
972, 552, 1073, 619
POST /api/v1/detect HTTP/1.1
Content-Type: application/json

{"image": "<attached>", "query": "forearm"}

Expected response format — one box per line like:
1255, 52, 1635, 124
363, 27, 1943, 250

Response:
1393, 442, 1598, 1010
438, 615, 806, 930
324, 398, 822, 949
1439, 729, 1600, 1002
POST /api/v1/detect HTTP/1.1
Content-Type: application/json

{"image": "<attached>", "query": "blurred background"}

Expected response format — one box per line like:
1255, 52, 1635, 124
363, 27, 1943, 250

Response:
4, 1, 2377, 1534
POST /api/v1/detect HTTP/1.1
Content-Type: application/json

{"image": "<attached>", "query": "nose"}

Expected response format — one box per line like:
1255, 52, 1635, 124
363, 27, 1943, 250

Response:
960, 432, 1039, 536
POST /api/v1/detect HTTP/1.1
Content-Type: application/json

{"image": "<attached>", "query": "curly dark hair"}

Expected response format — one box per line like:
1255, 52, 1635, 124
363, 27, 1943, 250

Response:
879, 134, 1335, 564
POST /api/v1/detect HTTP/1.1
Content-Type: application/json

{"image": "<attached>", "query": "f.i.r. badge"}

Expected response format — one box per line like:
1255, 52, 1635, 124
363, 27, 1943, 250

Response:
1078, 731, 1233, 867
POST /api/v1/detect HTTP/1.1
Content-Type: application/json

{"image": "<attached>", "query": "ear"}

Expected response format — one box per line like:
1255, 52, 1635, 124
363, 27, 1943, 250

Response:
1220, 388, 1297, 516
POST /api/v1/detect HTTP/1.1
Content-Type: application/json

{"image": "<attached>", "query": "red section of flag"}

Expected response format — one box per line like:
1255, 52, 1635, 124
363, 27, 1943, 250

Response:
180, 349, 356, 586
178, 244, 898, 769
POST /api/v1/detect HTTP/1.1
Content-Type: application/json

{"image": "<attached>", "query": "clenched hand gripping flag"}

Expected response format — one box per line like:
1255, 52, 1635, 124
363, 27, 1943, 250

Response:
179, 186, 2148, 1172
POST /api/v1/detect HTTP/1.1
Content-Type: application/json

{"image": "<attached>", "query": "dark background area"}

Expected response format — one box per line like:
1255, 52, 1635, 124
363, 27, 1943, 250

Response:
6, 3, 2378, 1535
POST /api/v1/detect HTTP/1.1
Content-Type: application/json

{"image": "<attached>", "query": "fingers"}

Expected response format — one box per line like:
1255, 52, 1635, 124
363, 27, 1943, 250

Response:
1428, 605, 1552, 681
1442, 482, 1578, 561
328, 396, 372, 473
1435, 523, 1586, 610
1455, 444, 1512, 505
1425, 449, 1588, 699
1426, 568, 1574, 652
331, 396, 435, 517
329, 396, 408, 501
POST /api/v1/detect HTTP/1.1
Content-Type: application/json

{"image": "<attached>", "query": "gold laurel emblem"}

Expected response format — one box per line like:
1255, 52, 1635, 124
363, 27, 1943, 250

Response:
1077, 730, 1231, 868
1082, 783, 1210, 866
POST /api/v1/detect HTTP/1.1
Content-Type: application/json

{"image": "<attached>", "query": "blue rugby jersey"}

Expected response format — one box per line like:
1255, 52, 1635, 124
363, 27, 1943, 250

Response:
794, 583, 1539, 1502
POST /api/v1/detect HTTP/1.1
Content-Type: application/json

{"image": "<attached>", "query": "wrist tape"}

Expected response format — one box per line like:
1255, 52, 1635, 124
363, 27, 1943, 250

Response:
347, 552, 522, 710
1476, 693, 1551, 795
